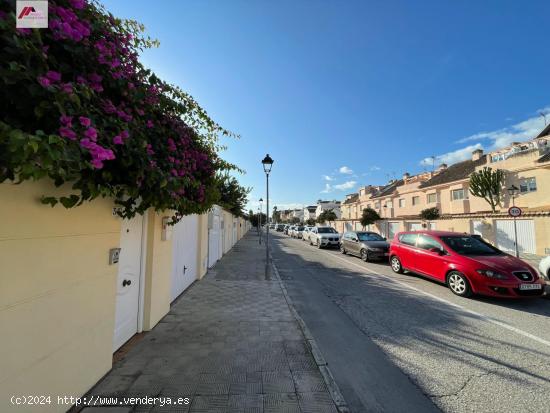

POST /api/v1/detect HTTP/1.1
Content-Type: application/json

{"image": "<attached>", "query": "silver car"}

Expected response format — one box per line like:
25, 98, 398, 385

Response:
309, 226, 341, 248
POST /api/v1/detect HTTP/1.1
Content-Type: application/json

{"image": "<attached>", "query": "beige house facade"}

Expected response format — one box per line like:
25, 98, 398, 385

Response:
0, 179, 250, 412
334, 127, 550, 257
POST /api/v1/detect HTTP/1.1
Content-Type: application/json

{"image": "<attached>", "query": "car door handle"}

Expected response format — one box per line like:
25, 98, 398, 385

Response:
122, 279, 132, 287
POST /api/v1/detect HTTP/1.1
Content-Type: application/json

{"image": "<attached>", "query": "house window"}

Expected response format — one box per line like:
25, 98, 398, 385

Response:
386, 201, 393, 208
451, 188, 468, 201
399, 198, 405, 208
519, 177, 537, 193
427, 193, 437, 203
412, 196, 420, 206
374, 202, 380, 209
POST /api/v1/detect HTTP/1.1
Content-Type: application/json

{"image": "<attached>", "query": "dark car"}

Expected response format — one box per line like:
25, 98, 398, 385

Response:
389, 230, 545, 298
340, 231, 390, 261
275, 224, 285, 232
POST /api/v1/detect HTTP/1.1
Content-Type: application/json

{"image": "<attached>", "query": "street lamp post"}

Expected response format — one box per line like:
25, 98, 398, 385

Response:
507, 185, 520, 258
258, 198, 263, 245
262, 154, 274, 277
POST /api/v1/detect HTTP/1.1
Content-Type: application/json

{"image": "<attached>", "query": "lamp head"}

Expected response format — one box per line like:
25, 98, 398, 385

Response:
262, 154, 274, 173
507, 185, 519, 196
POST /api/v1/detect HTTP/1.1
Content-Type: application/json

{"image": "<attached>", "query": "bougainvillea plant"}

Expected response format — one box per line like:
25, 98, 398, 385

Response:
0, 0, 243, 221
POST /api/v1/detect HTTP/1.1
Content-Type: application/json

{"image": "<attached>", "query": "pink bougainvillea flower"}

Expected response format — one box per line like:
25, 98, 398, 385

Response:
61, 83, 73, 94
91, 159, 104, 169
59, 126, 76, 140
16, 28, 32, 35
84, 127, 97, 141
113, 135, 123, 145
46, 70, 62, 82
79, 116, 91, 127
37, 76, 51, 87
69, 0, 86, 10
146, 144, 154, 156
146, 120, 154, 128
60, 115, 73, 126
120, 130, 129, 140
76, 75, 87, 84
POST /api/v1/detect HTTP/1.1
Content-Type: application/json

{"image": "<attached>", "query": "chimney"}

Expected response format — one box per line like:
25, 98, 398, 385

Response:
402, 172, 410, 181
472, 149, 483, 161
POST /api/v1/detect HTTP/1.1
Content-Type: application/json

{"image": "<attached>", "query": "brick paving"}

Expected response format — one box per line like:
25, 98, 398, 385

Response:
83, 232, 337, 413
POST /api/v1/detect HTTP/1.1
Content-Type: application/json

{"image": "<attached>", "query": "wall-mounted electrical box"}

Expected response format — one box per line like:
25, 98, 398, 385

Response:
109, 248, 121, 265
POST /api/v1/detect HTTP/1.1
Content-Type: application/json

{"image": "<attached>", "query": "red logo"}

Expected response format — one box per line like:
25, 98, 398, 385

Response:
18, 6, 36, 19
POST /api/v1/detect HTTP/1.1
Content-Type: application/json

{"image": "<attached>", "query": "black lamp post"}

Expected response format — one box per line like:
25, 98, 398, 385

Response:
507, 185, 520, 257
258, 198, 263, 244
262, 154, 274, 276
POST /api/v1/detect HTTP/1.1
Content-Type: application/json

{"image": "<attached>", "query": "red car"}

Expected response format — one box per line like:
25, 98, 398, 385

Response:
389, 230, 545, 298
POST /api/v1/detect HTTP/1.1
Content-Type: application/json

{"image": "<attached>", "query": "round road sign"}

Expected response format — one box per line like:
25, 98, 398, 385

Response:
508, 206, 522, 217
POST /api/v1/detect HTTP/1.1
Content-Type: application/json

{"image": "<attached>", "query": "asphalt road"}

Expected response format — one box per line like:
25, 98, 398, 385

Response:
269, 232, 550, 413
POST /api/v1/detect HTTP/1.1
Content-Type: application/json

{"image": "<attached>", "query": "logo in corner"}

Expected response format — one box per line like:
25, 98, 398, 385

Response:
16, 1, 48, 28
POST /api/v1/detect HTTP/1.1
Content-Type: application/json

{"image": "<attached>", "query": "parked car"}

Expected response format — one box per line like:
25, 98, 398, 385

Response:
276, 224, 285, 232
287, 225, 295, 237
283, 224, 291, 235
293, 226, 305, 239
309, 226, 341, 248
389, 230, 545, 298
340, 231, 390, 262
302, 226, 312, 242
538, 256, 550, 281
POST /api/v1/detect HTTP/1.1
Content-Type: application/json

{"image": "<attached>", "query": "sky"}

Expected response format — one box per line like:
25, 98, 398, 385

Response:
101, 0, 550, 213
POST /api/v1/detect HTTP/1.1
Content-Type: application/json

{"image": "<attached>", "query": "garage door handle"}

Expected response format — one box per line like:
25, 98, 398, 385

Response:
183, 266, 187, 274
122, 279, 132, 287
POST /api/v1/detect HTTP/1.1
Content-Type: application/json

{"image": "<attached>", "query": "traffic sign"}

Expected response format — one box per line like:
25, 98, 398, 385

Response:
508, 206, 522, 217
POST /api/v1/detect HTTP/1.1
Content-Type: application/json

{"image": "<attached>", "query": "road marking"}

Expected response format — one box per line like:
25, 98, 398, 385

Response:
276, 236, 550, 349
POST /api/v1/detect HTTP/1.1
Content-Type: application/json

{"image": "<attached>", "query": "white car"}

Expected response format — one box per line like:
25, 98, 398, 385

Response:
539, 256, 550, 281
302, 226, 313, 242
293, 225, 305, 239
309, 226, 341, 248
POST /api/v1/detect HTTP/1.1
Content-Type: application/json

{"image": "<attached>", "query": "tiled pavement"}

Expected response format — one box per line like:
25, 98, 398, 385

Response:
83, 232, 338, 413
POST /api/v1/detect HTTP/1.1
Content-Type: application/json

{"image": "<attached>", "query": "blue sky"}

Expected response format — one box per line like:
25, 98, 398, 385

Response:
101, 0, 550, 212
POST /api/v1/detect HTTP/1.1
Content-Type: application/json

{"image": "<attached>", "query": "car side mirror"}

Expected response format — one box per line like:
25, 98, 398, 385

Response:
383, 237, 387, 241
429, 247, 444, 255
353, 237, 359, 242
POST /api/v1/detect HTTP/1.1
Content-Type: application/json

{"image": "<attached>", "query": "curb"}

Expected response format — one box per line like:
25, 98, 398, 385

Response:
270, 253, 350, 413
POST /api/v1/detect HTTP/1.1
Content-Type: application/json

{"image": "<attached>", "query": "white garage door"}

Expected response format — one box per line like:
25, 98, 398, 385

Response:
388, 222, 400, 239
113, 214, 143, 351
408, 222, 423, 231
208, 208, 222, 268
495, 219, 536, 254
471, 220, 483, 236
171, 214, 199, 302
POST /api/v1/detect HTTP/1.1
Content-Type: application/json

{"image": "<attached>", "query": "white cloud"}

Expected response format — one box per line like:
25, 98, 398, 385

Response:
420, 107, 549, 167
320, 183, 332, 193
272, 203, 304, 210
420, 143, 483, 167
370, 165, 381, 171
333, 181, 357, 191
322, 175, 334, 181
456, 107, 548, 150
339, 166, 353, 174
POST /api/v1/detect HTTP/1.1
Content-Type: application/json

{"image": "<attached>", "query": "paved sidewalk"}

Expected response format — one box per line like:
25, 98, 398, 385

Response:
83, 232, 338, 413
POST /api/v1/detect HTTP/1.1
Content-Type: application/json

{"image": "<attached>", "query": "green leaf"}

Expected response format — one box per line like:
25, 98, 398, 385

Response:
59, 195, 80, 208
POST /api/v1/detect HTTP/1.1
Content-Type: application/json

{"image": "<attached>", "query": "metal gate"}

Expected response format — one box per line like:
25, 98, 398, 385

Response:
495, 219, 536, 254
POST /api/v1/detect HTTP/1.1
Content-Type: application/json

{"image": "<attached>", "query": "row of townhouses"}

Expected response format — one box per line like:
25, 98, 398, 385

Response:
277, 200, 343, 223
334, 125, 550, 257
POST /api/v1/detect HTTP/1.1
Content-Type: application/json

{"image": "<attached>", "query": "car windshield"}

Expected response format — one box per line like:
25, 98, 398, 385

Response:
440, 236, 503, 256
358, 233, 384, 242
318, 227, 337, 234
